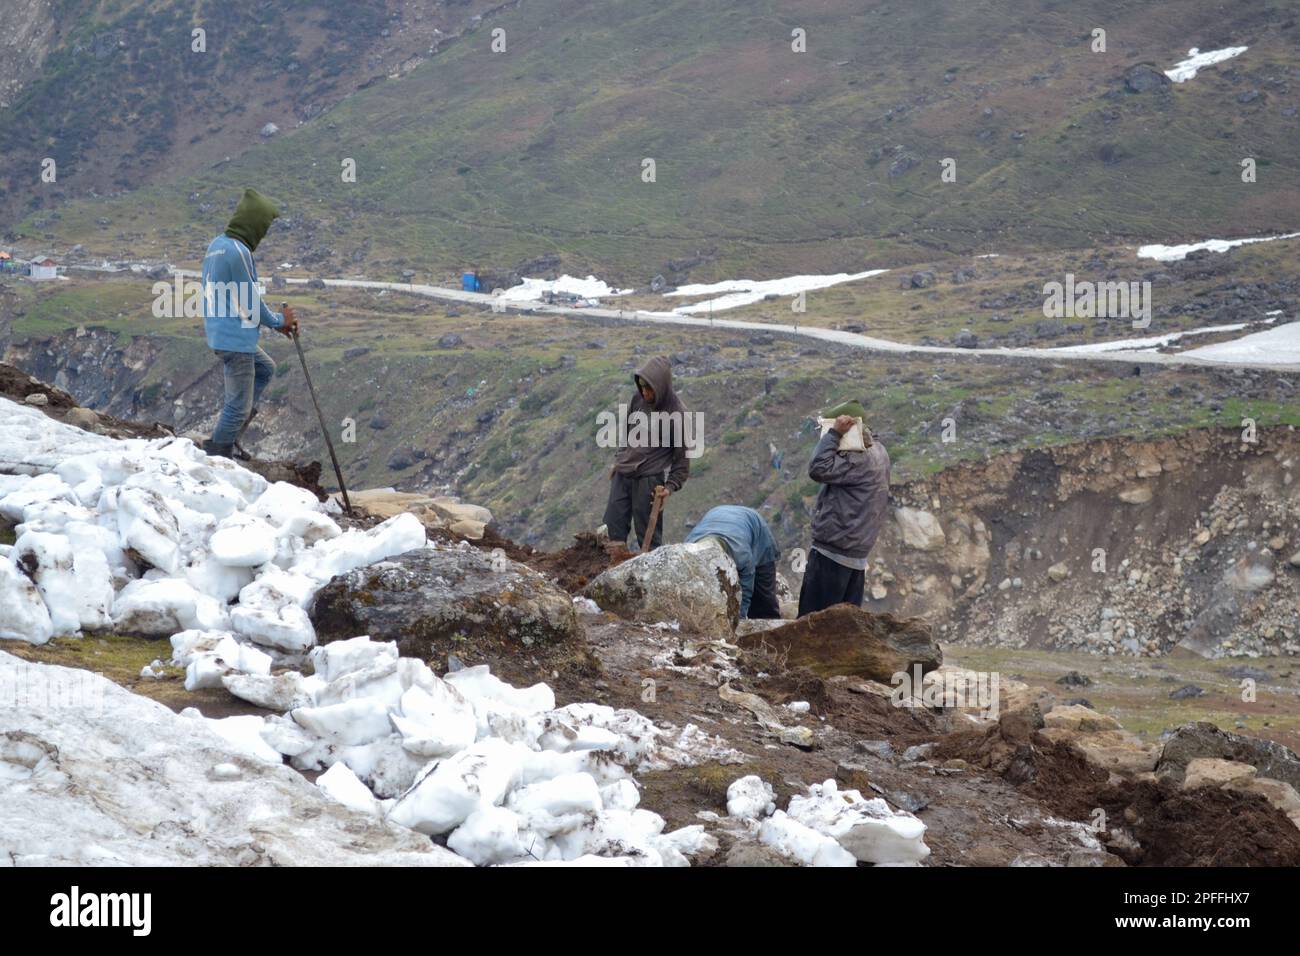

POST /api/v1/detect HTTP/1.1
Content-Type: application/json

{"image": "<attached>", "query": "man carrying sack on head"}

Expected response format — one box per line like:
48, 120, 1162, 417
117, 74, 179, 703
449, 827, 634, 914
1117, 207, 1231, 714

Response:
200, 187, 298, 459
797, 399, 891, 617
603, 356, 690, 552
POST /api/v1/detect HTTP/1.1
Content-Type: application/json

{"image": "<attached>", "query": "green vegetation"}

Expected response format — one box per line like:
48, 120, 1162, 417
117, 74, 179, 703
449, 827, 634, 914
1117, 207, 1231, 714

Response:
6, 250, 1294, 556
948, 645, 1300, 751
0, 633, 267, 717
19, 1, 1300, 286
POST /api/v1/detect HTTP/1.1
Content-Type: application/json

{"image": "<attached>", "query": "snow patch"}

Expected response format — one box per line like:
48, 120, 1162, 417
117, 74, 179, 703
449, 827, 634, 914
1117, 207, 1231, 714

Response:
667, 270, 889, 313
1164, 46, 1248, 83
1137, 232, 1300, 262
1181, 320, 1300, 366
498, 275, 633, 302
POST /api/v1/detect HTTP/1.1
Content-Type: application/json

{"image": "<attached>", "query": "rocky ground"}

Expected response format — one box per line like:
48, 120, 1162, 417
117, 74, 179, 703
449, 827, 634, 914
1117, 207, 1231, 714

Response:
11, 528, 1300, 866
5, 366, 1300, 866
856, 425, 1300, 658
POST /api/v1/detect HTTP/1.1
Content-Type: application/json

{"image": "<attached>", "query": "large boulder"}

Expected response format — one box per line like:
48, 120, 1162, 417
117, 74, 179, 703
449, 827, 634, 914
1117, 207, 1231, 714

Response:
894, 507, 946, 551
310, 547, 578, 658
1182, 758, 1256, 790
1156, 722, 1300, 791
347, 489, 493, 541
1124, 64, 1171, 93
1040, 726, 1159, 775
734, 604, 941, 681
583, 540, 739, 637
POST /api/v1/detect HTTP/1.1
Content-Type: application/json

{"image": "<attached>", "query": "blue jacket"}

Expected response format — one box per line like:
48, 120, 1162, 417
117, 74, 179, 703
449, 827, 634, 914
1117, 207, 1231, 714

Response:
201, 234, 284, 352
685, 505, 779, 617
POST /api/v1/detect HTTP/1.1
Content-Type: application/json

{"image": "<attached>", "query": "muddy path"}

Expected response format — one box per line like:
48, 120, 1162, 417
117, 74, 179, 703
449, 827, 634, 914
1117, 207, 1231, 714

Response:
540, 612, 1111, 866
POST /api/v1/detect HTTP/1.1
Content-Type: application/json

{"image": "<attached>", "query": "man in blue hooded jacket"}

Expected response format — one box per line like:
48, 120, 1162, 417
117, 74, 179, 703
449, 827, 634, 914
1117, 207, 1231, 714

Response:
200, 188, 298, 459
685, 505, 782, 619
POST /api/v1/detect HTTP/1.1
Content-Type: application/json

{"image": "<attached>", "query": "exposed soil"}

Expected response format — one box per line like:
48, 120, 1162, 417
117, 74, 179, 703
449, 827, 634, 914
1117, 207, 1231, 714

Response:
415, 524, 1300, 866
248, 458, 329, 501
9, 431, 1300, 866
932, 719, 1300, 866
491, 613, 1111, 865
0, 362, 76, 409
1097, 780, 1300, 867
460, 527, 632, 593
15, 518, 1300, 866
523, 532, 633, 593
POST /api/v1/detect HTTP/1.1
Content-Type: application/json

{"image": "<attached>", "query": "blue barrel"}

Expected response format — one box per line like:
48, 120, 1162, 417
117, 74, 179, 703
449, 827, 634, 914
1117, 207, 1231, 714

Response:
461, 272, 480, 292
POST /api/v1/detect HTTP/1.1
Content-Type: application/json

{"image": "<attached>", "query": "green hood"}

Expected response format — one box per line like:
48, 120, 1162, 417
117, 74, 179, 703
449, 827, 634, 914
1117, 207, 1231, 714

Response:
224, 188, 280, 252
822, 399, 868, 421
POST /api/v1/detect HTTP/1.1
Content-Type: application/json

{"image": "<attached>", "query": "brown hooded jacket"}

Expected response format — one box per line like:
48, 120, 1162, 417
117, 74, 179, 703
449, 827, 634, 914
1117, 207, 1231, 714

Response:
611, 356, 691, 492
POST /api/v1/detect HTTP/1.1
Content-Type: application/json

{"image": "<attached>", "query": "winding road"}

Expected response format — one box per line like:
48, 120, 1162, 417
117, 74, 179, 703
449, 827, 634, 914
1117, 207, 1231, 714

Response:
271, 275, 1300, 374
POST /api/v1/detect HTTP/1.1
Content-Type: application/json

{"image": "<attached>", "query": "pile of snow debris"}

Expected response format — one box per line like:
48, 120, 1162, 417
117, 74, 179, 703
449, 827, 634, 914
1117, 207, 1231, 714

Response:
185, 633, 735, 865
0, 395, 425, 650
0, 650, 469, 866
0, 396, 736, 866
717, 775, 931, 867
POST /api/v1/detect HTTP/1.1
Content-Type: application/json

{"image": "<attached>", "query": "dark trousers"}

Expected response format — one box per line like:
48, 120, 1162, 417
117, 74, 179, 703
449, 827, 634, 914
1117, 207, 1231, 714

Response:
796, 548, 865, 618
748, 560, 782, 619
603, 472, 664, 550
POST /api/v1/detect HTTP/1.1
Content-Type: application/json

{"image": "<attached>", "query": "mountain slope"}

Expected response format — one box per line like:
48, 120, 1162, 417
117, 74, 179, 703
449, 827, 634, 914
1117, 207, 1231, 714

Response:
16, 0, 1300, 283
0, 0, 502, 223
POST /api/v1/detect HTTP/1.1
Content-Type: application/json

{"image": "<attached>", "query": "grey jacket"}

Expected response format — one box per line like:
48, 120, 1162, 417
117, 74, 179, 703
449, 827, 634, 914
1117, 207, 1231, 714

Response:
807, 430, 891, 558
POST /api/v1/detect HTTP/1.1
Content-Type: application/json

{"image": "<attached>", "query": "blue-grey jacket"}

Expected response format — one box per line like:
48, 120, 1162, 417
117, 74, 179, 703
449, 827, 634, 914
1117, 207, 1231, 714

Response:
201, 234, 284, 352
685, 505, 779, 617
808, 431, 891, 558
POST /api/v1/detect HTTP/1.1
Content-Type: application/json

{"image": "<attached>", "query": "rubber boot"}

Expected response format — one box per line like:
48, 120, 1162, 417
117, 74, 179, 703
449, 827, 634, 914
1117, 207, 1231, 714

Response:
232, 407, 258, 461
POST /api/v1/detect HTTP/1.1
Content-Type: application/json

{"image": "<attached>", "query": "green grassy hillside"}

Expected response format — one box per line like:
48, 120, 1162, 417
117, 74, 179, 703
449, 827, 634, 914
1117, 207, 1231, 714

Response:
19, 0, 1300, 285
6, 273, 1298, 550
0, 0, 498, 223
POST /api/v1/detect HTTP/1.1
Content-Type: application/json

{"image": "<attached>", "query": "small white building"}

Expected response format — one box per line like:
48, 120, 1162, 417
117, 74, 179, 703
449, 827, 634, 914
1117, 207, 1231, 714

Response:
29, 257, 57, 280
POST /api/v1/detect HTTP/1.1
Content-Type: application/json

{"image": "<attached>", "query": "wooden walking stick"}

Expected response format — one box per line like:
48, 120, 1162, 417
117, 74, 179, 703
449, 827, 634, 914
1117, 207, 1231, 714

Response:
641, 485, 667, 553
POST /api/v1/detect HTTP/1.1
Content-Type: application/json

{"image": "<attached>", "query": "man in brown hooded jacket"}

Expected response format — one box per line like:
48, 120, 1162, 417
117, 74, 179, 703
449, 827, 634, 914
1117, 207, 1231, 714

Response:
603, 356, 691, 550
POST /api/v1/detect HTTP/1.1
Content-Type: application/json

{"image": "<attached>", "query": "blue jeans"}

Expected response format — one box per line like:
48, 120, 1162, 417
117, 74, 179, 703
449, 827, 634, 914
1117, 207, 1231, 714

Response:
211, 348, 275, 446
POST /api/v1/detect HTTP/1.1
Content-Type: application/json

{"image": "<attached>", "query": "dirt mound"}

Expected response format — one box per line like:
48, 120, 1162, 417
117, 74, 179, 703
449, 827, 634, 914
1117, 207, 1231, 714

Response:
1098, 779, 1300, 866
459, 528, 631, 593
0, 362, 75, 408
741, 658, 944, 745
475, 525, 537, 562
528, 532, 633, 593
245, 458, 328, 501
935, 717, 1300, 866
736, 604, 941, 681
